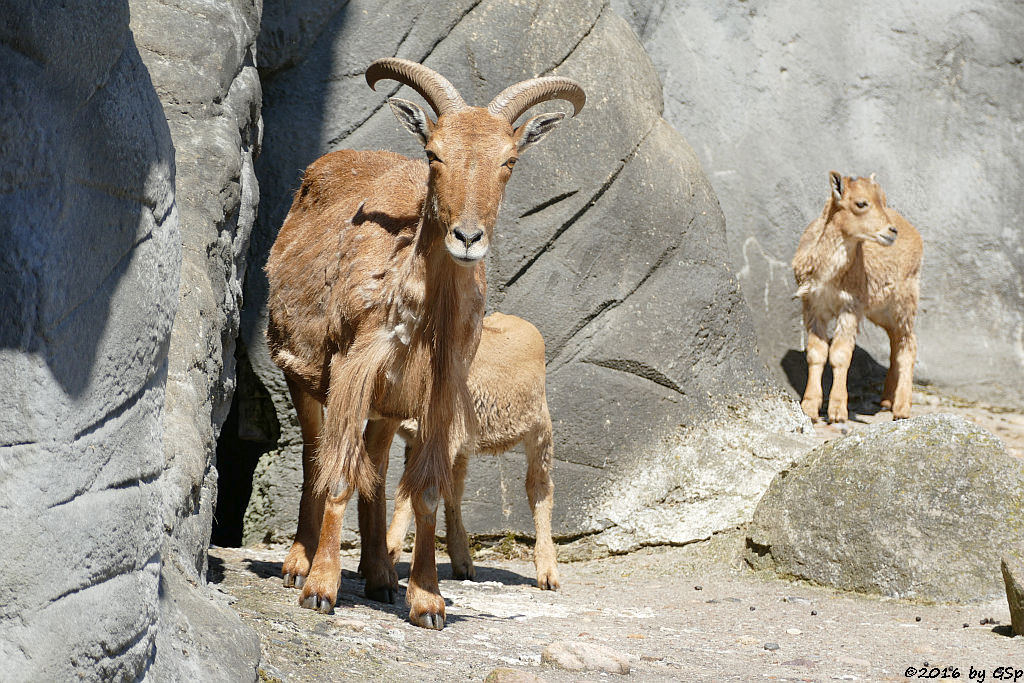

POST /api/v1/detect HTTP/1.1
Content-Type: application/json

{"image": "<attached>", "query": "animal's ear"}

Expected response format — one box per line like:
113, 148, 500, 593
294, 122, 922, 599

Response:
513, 112, 565, 153
388, 97, 434, 146
829, 171, 844, 200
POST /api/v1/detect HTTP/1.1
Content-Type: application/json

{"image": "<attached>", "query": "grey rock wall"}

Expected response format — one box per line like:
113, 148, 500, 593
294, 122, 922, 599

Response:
130, 0, 263, 678
613, 0, 1024, 408
0, 2, 177, 678
233, 0, 812, 554
0, 0, 262, 679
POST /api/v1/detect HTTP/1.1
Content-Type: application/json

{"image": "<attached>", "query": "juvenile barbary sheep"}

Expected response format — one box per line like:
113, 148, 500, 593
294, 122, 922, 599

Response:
792, 171, 922, 423
265, 58, 584, 629
360, 312, 559, 591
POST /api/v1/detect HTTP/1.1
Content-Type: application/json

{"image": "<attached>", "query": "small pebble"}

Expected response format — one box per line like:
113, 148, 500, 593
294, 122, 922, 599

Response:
963, 623, 970, 628
750, 606, 756, 611
694, 585, 703, 591
764, 642, 780, 651
915, 616, 922, 622
811, 610, 817, 616
786, 628, 802, 635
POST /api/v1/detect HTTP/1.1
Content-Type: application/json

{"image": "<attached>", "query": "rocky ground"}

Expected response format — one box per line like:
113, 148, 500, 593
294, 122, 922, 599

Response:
809, 387, 1024, 458
209, 391, 1024, 682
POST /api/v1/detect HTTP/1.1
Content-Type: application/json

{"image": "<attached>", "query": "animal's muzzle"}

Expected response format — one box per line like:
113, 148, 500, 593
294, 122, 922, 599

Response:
453, 225, 484, 248
876, 225, 898, 246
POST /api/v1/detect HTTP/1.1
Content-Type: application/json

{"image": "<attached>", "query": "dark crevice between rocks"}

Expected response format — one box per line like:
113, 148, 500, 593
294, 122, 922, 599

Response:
326, 0, 485, 148
545, 215, 694, 368
518, 190, 579, 219
581, 358, 685, 396
212, 340, 280, 547
391, 5, 425, 58
501, 120, 656, 291
52, 550, 161, 604
541, 1, 605, 76
258, 0, 353, 80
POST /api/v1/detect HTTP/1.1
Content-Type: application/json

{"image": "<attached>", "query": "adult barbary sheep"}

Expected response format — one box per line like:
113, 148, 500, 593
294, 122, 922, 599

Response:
264, 58, 584, 629
792, 171, 922, 423
365, 312, 559, 591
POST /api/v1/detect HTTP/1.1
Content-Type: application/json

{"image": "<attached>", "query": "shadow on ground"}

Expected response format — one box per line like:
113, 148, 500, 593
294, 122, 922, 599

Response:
781, 345, 891, 419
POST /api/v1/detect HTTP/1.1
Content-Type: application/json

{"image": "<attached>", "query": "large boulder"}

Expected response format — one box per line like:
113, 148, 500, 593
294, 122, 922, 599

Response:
229, 0, 811, 553
613, 0, 1024, 408
129, 0, 263, 678
0, 2, 178, 678
746, 414, 1024, 602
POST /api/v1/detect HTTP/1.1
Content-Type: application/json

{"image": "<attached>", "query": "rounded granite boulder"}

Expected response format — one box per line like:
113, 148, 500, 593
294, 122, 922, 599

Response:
746, 414, 1024, 603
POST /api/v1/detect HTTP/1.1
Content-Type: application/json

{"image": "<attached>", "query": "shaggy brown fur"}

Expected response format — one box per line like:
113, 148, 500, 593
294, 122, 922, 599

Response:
265, 58, 584, 630
361, 313, 559, 591
792, 171, 923, 423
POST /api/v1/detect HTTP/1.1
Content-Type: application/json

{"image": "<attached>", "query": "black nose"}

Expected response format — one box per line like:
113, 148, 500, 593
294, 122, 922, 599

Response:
888, 226, 898, 235
453, 226, 483, 247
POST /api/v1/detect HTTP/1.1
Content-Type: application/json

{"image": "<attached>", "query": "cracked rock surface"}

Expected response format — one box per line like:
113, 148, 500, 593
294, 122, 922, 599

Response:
234, 0, 810, 554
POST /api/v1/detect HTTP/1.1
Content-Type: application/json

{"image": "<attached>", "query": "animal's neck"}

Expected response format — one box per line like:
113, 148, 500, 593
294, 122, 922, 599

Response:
802, 220, 860, 285
404, 211, 485, 339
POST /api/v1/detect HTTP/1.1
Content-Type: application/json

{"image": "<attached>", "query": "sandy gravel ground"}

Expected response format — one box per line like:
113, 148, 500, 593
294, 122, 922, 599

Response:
209, 391, 1024, 682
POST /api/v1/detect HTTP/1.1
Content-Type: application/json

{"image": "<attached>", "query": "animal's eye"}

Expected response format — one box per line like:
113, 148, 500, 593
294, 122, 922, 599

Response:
503, 157, 518, 170
855, 200, 868, 209
425, 150, 442, 164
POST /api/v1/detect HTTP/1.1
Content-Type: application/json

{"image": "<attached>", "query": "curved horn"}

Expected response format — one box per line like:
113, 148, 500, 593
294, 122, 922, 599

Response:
365, 58, 466, 118
487, 77, 586, 124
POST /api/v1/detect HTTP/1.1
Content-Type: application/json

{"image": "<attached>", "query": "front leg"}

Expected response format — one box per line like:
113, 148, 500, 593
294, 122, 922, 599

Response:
827, 310, 860, 423
299, 479, 353, 613
801, 310, 829, 422
282, 377, 325, 589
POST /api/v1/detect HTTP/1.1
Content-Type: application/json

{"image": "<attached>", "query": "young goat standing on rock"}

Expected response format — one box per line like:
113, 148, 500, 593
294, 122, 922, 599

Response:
264, 58, 584, 629
792, 171, 922, 423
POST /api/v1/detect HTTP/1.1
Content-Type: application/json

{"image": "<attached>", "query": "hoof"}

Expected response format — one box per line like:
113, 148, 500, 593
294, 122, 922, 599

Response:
410, 611, 445, 630
451, 561, 476, 581
299, 592, 334, 614
282, 573, 306, 589
365, 585, 397, 604
827, 411, 848, 424
537, 573, 560, 591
